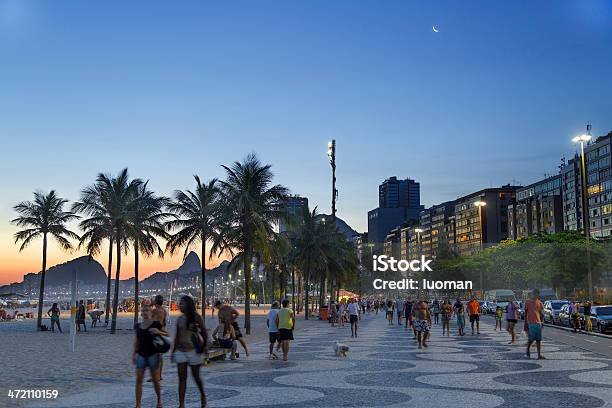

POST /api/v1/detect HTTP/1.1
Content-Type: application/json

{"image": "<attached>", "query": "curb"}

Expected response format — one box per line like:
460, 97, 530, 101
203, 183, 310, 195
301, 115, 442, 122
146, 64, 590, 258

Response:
542, 322, 612, 340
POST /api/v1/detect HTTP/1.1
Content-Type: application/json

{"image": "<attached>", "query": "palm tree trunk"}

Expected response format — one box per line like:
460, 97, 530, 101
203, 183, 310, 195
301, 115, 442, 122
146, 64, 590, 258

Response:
319, 276, 325, 310
111, 235, 121, 334
243, 241, 252, 335
36, 233, 48, 330
200, 238, 206, 327
305, 268, 310, 320
105, 237, 113, 325
133, 240, 139, 329
291, 266, 296, 313
271, 268, 275, 303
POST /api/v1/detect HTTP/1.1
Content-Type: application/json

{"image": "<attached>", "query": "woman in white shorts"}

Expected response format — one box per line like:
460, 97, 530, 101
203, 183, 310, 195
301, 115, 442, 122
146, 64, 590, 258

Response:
171, 296, 207, 408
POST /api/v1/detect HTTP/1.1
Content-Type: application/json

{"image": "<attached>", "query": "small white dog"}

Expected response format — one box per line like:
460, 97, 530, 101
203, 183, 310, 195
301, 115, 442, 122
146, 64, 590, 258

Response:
333, 340, 350, 357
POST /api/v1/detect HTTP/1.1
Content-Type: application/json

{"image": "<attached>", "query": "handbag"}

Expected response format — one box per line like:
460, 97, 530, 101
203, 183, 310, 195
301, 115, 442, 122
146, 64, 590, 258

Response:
191, 323, 207, 354
153, 335, 172, 353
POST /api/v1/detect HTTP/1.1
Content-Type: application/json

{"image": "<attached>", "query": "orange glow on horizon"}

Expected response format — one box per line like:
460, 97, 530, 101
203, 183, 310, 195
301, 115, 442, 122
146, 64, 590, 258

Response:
0, 234, 230, 286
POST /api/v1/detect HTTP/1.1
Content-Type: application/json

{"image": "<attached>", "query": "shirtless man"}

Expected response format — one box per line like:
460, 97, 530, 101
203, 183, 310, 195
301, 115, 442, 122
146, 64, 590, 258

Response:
214, 300, 250, 357
151, 295, 166, 381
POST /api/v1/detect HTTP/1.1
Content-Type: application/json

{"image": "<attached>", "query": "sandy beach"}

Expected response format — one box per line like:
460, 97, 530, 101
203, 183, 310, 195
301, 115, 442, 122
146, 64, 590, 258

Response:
0, 306, 321, 408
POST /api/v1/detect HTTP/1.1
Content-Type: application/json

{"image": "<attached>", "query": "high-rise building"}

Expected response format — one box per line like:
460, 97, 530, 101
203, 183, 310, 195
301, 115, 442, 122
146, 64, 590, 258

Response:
584, 133, 612, 238
429, 201, 457, 257
508, 175, 564, 239
454, 186, 520, 256
379, 176, 420, 209
368, 176, 423, 253
278, 195, 308, 233
561, 155, 584, 232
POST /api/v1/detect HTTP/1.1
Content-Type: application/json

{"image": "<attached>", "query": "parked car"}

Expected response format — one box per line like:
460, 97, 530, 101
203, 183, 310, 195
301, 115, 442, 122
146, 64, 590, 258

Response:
559, 304, 584, 328
543, 300, 569, 325
589, 305, 612, 334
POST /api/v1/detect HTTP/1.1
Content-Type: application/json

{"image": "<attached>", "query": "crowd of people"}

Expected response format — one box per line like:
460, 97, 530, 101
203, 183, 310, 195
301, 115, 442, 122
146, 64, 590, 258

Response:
365, 290, 547, 357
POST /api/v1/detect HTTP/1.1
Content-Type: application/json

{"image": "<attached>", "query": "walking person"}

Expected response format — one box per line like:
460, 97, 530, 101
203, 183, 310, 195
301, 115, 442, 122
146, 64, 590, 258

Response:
266, 301, 280, 359
275, 299, 295, 361
330, 301, 338, 327
433, 300, 440, 324
348, 298, 360, 337
396, 297, 404, 326
151, 295, 167, 381
47, 303, 62, 333
525, 289, 545, 359
455, 301, 466, 336
415, 300, 432, 349
506, 299, 519, 344
339, 300, 346, 327
404, 299, 413, 330
133, 303, 167, 408
441, 300, 452, 337
583, 300, 592, 335
495, 306, 503, 331
76, 300, 87, 332
171, 296, 207, 408
385, 299, 394, 325
467, 296, 481, 335
570, 299, 581, 333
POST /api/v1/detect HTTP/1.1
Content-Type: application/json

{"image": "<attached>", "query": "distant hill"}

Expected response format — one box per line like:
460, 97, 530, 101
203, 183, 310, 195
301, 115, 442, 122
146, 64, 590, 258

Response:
24, 256, 107, 287
138, 252, 229, 289
314, 214, 359, 241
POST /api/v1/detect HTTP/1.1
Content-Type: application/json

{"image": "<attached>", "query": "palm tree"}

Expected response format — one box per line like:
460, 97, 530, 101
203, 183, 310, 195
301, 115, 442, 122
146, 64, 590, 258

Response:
72, 183, 115, 326
166, 176, 223, 322
289, 207, 329, 319
217, 154, 288, 334
88, 169, 143, 333
127, 183, 169, 328
12, 191, 79, 330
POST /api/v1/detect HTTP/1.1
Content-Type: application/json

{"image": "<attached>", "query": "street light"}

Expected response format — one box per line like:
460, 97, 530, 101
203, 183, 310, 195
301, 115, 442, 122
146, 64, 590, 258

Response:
573, 129, 593, 301
327, 140, 337, 218
474, 200, 487, 295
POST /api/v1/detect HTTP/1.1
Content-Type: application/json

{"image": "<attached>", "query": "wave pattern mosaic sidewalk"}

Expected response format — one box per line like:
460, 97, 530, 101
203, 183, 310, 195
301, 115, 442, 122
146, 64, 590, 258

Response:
23, 315, 612, 408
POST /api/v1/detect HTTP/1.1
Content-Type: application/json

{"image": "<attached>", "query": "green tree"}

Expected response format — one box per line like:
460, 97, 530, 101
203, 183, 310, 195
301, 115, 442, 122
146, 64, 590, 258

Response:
92, 169, 144, 333
166, 176, 223, 321
127, 183, 169, 328
73, 182, 116, 325
12, 191, 79, 330
217, 154, 288, 334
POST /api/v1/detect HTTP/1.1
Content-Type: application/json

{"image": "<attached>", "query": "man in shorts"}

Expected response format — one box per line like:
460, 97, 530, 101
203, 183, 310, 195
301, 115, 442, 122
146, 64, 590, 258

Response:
506, 298, 519, 344
215, 300, 250, 357
415, 300, 431, 349
395, 298, 404, 326
151, 295, 166, 381
467, 296, 480, 335
266, 301, 280, 359
275, 299, 295, 361
440, 300, 452, 336
524, 289, 545, 359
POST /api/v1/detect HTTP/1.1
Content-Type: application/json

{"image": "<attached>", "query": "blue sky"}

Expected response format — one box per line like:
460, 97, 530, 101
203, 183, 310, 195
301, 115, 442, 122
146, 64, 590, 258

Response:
1, 1, 611, 281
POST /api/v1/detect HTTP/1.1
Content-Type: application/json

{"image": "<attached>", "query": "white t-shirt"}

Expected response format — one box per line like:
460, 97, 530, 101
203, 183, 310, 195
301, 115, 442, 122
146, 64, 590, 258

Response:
347, 302, 359, 316
267, 308, 279, 332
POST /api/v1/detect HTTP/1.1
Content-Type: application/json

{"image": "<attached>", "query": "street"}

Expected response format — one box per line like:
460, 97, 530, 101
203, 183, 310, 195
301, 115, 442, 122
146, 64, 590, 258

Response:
24, 311, 612, 408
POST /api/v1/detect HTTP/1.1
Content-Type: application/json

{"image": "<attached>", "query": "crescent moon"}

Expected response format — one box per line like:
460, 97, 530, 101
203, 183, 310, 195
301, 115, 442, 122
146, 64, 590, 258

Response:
432, 26, 439, 33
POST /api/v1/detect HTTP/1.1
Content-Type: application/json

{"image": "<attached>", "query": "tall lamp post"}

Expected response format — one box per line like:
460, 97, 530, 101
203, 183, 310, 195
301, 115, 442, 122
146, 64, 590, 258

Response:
474, 200, 487, 296
572, 131, 593, 301
327, 140, 337, 218
327, 140, 337, 303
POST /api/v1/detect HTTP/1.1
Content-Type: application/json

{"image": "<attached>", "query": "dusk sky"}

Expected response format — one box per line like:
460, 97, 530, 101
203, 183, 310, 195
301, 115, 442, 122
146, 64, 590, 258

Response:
1, 1, 611, 285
